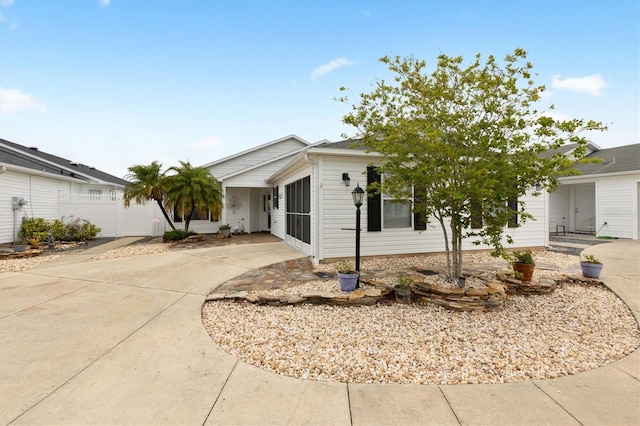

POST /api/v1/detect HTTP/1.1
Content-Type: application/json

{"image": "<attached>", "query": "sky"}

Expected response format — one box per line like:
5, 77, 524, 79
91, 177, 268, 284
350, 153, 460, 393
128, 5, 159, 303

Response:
1, 0, 638, 179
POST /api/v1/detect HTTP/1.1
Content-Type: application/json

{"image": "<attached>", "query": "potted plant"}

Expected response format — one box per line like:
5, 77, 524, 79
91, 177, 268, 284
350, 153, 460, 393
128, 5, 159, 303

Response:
218, 224, 231, 238
581, 254, 604, 279
12, 237, 29, 253
394, 275, 413, 304
336, 261, 358, 292
511, 250, 535, 282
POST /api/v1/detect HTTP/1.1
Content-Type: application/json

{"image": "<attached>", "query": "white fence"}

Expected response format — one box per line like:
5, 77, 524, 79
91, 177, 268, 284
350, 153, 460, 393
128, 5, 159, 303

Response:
60, 193, 169, 237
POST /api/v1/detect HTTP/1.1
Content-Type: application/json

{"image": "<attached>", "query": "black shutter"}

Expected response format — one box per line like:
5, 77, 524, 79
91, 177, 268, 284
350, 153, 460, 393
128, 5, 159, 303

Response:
508, 196, 518, 228
367, 166, 381, 232
413, 187, 427, 230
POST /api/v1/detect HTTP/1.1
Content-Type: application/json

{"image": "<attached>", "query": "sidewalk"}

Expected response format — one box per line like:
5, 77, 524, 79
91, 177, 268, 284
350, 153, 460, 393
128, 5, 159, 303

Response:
0, 238, 638, 425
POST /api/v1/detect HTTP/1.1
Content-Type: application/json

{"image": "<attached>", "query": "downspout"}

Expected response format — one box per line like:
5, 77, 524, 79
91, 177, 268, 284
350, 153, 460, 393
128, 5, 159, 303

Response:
304, 152, 321, 263
544, 188, 550, 248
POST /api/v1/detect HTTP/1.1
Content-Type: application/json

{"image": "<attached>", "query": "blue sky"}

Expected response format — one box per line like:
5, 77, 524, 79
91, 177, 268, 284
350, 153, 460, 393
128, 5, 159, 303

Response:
1, 0, 638, 179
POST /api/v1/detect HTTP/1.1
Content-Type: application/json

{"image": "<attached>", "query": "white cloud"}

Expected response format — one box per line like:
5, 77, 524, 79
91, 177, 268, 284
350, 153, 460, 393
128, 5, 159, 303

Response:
310, 57, 355, 80
0, 11, 18, 30
98, 0, 111, 7
0, 87, 46, 114
551, 74, 609, 97
190, 135, 222, 150
0, 0, 15, 7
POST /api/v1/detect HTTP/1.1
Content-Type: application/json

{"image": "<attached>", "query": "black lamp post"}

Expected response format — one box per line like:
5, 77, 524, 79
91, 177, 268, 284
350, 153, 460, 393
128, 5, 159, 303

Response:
351, 183, 365, 288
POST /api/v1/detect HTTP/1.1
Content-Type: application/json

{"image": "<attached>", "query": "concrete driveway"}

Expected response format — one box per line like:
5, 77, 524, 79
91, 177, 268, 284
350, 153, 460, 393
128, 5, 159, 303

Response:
1, 239, 638, 425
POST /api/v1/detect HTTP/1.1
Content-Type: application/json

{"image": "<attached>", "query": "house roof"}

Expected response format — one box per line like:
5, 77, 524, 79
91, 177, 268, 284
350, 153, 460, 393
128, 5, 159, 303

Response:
572, 143, 640, 176
0, 138, 127, 186
199, 134, 311, 169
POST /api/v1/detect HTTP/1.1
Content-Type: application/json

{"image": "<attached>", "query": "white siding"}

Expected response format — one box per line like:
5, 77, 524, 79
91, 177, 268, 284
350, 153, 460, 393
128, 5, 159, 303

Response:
249, 188, 261, 233
549, 185, 570, 233
1, 170, 70, 243
317, 155, 548, 261
208, 138, 306, 179
220, 155, 297, 188
597, 174, 640, 239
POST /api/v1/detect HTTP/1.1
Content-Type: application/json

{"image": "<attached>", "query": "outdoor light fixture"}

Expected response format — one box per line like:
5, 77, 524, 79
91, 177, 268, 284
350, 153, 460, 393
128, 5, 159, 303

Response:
535, 182, 542, 192
351, 183, 365, 287
351, 183, 364, 207
342, 172, 351, 187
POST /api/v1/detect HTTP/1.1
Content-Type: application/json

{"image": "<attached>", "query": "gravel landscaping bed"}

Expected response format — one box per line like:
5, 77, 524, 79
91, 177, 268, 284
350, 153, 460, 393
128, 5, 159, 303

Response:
202, 251, 640, 385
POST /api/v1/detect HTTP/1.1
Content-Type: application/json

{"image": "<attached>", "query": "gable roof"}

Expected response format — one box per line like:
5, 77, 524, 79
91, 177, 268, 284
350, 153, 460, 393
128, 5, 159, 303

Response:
0, 138, 127, 186
199, 134, 311, 169
573, 143, 640, 175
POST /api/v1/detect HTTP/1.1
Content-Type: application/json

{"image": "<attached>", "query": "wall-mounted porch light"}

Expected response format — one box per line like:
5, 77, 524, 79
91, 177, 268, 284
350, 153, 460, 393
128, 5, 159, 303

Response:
342, 172, 351, 186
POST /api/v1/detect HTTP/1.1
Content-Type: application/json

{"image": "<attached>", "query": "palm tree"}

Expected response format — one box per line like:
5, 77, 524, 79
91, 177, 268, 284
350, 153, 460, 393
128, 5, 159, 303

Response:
123, 161, 177, 231
165, 161, 223, 233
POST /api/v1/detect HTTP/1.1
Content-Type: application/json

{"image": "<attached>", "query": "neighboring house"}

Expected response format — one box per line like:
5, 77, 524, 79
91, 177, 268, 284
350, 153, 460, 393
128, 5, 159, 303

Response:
190, 135, 549, 262
549, 143, 640, 240
0, 138, 160, 244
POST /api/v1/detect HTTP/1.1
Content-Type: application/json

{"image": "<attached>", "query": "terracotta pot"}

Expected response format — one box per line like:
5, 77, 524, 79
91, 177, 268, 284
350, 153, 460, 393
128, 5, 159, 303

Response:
513, 262, 535, 282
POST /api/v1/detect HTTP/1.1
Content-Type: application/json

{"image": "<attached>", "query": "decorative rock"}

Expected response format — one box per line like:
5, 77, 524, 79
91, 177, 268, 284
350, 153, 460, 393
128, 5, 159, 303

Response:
225, 291, 248, 299
205, 293, 226, 301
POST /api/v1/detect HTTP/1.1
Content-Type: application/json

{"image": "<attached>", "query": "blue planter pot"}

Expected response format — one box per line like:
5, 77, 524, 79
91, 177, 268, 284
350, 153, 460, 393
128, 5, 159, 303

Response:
581, 262, 603, 279
337, 272, 358, 292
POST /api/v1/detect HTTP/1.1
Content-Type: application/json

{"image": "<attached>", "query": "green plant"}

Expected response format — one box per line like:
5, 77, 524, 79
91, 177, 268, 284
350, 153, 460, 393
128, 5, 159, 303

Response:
336, 261, 354, 274
511, 250, 534, 264
49, 219, 68, 241
396, 275, 413, 289
65, 218, 101, 241
27, 235, 42, 247
583, 254, 601, 264
218, 224, 231, 230
18, 217, 50, 242
163, 229, 193, 241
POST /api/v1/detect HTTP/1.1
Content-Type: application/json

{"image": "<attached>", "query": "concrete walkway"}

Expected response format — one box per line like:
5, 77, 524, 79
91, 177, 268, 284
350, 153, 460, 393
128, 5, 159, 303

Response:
0, 238, 638, 425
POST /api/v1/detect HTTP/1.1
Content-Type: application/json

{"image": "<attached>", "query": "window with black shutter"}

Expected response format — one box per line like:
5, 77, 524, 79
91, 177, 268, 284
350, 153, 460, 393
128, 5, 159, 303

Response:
413, 187, 427, 230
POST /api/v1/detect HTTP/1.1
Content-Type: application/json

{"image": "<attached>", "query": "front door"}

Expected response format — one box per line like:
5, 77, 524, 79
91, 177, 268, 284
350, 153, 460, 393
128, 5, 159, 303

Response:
261, 192, 271, 231
574, 184, 595, 233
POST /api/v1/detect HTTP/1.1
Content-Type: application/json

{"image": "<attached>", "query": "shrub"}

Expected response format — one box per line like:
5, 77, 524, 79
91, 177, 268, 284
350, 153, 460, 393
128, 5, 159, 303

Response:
49, 219, 68, 241
163, 229, 193, 241
65, 218, 101, 241
19, 217, 50, 241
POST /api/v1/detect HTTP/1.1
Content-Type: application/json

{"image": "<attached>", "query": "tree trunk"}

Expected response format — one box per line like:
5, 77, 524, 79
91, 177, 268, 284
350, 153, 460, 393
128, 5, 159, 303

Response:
436, 215, 453, 281
155, 200, 177, 231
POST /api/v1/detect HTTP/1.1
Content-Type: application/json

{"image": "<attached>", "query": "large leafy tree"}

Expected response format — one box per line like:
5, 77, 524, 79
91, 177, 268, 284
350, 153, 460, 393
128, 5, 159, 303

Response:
341, 48, 606, 280
165, 161, 223, 233
123, 161, 177, 231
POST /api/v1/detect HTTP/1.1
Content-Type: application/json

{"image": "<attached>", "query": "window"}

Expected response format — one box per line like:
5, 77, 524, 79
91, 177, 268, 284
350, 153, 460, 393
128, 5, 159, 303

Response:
470, 197, 483, 229
272, 186, 279, 209
285, 176, 311, 244
367, 167, 416, 231
173, 206, 216, 222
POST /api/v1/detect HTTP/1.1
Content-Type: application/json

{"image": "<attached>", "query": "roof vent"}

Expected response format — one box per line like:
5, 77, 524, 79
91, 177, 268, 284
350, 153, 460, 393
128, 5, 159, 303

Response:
28, 146, 39, 151
69, 162, 79, 166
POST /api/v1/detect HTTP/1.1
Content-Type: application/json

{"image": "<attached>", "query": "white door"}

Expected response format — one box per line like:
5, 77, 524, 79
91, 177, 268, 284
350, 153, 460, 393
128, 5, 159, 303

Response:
261, 191, 272, 231
574, 185, 595, 233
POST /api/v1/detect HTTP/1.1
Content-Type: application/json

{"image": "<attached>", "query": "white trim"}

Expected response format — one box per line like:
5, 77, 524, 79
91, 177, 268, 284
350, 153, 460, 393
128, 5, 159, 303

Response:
0, 142, 120, 185
559, 170, 640, 183
199, 134, 311, 169
0, 162, 88, 183
216, 148, 307, 181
